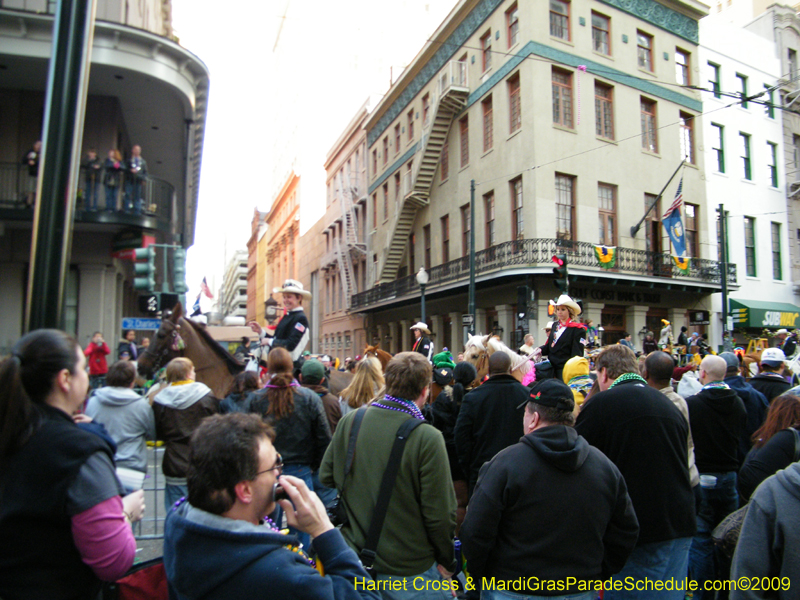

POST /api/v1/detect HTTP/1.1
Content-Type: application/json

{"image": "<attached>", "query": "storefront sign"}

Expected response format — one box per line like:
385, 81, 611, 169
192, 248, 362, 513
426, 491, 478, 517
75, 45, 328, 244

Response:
569, 287, 661, 305
689, 310, 709, 325
729, 299, 800, 329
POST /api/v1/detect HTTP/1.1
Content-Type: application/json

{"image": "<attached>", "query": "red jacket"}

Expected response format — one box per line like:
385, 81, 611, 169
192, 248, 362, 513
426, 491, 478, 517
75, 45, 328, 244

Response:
84, 342, 110, 376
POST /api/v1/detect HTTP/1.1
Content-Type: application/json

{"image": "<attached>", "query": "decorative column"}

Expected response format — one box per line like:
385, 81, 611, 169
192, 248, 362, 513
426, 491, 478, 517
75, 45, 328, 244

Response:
449, 311, 462, 353
475, 308, 487, 336
495, 304, 515, 346
399, 319, 410, 353
431, 314, 444, 354
387, 321, 399, 355
625, 305, 650, 352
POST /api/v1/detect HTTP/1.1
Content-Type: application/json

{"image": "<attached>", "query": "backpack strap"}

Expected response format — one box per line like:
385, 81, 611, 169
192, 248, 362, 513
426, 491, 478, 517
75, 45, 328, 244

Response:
343, 407, 367, 483
360, 417, 427, 570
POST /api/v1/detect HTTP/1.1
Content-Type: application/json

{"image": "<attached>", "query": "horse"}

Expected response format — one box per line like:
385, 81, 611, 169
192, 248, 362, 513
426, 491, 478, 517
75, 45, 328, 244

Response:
363, 343, 393, 372
137, 303, 245, 399
463, 334, 533, 388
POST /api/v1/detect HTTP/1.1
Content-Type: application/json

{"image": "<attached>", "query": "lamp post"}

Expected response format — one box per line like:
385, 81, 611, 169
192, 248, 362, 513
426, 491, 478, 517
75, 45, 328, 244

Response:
416, 267, 429, 324
264, 295, 280, 326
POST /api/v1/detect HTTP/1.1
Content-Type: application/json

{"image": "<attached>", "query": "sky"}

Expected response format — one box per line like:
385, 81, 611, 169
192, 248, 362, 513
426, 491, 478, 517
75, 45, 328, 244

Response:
172, 0, 457, 310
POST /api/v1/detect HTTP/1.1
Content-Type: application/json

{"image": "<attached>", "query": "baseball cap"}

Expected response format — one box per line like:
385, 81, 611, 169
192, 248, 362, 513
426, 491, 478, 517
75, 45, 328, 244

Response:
761, 347, 786, 367
719, 352, 740, 371
517, 379, 574, 411
301, 359, 326, 383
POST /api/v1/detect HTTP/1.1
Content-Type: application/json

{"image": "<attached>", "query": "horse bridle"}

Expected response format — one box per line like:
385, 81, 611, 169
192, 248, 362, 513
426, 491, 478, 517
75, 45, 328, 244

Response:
143, 316, 183, 374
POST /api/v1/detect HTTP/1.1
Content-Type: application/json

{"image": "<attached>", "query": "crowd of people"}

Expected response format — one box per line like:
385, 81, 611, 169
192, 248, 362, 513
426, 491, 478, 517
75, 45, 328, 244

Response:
2, 283, 800, 600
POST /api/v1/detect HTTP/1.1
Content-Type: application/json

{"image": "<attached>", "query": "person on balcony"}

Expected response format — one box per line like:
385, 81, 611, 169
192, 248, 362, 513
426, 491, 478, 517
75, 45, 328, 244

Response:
21, 140, 41, 206
411, 322, 434, 362
125, 145, 148, 215
103, 149, 123, 211
82, 148, 102, 211
539, 295, 587, 381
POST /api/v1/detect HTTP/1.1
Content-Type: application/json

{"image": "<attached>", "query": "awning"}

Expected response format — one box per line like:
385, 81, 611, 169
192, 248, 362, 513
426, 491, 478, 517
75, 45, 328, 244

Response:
729, 299, 800, 329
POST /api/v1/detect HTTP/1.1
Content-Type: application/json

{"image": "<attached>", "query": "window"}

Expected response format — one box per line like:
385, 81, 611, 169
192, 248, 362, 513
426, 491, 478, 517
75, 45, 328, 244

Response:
461, 204, 471, 254
383, 184, 389, 220
794, 135, 800, 171
441, 215, 450, 263
637, 31, 653, 72
684, 203, 698, 257
441, 138, 449, 181
736, 73, 748, 108
708, 62, 721, 98
711, 123, 725, 173
744, 217, 756, 276
772, 222, 782, 280
508, 74, 521, 133
383, 137, 388, 166
555, 174, 575, 240
595, 82, 614, 139
395, 124, 401, 154
482, 96, 493, 152
459, 117, 469, 168
740, 132, 752, 180
372, 149, 377, 174
550, 0, 570, 41
675, 49, 690, 85
789, 49, 798, 81
407, 110, 414, 141
644, 193, 660, 253
679, 112, 695, 163
592, 12, 610, 55
409, 234, 415, 274
371, 193, 377, 229
764, 85, 775, 118
511, 177, 523, 240
506, 3, 519, 48
422, 93, 430, 127
552, 68, 574, 128
598, 183, 616, 246
481, 30, 492, 71
768, 142, 778, 187
641, 98, 658, 153
423, 225, 431, 270
394, 172, 401, 204
484, 191, 495, 247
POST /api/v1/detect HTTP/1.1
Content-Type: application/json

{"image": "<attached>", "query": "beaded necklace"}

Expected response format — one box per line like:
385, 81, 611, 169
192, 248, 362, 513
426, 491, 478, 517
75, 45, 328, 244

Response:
608, 372, 648, 389
373, 394, 425, 420
702, 381, 730, 390
262, 516, 320, 571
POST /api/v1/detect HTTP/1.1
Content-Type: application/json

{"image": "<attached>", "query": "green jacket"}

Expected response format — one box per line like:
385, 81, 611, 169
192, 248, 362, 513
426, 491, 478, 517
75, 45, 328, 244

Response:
320, 401, 457, 576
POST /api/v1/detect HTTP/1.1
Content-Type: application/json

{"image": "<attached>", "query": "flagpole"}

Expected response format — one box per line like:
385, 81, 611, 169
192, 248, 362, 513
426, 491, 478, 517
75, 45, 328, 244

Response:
630, 159, 686, 238
717, 204, 729, 345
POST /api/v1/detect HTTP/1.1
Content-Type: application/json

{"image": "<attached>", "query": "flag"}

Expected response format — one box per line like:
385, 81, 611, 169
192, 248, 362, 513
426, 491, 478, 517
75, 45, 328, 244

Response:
191, 293, 202, 317
593, 245, 617, 269
673, 255, 691, 274
661, 176, 687, 258
200, 276, 214, 299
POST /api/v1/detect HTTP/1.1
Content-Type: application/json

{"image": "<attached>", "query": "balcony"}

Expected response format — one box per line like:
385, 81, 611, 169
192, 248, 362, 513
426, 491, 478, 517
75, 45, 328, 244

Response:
352, 238, 738, 310
0, 163, 175, 231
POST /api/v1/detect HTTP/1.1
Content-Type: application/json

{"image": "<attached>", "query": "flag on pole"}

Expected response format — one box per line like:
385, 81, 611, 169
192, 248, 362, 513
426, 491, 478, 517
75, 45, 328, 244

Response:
661, 176, 687, 258
593, 245, 617, 269
199, 276, 214, 299
191, 293, 202, 317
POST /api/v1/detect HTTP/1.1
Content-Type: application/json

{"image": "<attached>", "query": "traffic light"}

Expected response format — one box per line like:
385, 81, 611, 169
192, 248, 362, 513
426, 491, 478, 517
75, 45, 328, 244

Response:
516, 285, 530, 321
552, 253, 568, 293
133, 246, 156, 291
173, 247, 188, 294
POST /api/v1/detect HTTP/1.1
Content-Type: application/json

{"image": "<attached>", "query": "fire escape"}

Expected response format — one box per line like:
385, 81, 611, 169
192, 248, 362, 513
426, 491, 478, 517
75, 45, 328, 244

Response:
334, 168, 366, 309
379, 60, 469, 283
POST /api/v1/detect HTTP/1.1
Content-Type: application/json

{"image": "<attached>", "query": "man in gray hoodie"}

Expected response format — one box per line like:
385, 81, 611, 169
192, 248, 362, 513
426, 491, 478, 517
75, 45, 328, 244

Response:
86, 360, 155, 486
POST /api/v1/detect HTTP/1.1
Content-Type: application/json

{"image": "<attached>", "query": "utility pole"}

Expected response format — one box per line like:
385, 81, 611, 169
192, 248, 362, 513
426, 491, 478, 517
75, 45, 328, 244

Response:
468, 179, 476, 337
717, 204, 729, 346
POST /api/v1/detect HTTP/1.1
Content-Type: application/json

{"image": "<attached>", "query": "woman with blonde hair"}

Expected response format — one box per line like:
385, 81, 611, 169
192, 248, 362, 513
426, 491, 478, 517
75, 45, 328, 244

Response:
339, 356, 384, 416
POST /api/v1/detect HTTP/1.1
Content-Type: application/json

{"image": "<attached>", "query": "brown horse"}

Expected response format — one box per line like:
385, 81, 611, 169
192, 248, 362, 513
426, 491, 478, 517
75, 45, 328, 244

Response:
137, 303, 244, 398
363, 343, 392, 372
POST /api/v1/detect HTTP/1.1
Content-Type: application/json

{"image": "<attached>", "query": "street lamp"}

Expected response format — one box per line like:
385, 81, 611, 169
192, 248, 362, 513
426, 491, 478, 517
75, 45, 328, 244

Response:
264, 295, 280, 325
416, 267, 429, 323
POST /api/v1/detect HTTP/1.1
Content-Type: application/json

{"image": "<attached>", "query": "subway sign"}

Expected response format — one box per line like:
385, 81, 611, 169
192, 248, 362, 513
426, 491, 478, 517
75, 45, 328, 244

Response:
762, 311, 800, 327
729, 299, 800, 329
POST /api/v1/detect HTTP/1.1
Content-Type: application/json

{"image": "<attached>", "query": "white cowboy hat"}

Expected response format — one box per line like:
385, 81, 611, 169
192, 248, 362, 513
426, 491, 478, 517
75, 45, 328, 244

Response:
549, 294, 582, 315
273, 279, 312, 299
543, 321, 554, 331
410, 322, 431, 335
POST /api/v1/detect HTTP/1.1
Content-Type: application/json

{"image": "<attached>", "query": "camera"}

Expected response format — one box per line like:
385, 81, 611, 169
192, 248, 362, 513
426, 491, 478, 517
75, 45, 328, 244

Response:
273, 483, 288, 503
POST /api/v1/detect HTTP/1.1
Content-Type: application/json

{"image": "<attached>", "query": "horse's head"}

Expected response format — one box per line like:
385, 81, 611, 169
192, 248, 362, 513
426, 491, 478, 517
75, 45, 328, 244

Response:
137, 303, 184, 379
363, 343, 380, 357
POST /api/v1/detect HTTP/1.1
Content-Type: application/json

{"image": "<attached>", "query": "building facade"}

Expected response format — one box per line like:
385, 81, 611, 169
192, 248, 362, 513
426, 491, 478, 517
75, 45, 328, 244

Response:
355, 0, 733, 353
0, 0, 208, 352
219, 249, 249, 320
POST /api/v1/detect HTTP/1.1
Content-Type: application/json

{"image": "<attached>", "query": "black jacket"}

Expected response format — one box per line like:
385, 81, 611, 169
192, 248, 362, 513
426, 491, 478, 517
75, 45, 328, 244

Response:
749, 373, 791, 403
723, 375, 769, 465
454, 374, 529, 494
412, 336, 433, 361
461, 426, 639, 589
575, 378, 696, 544
271, 308, 310, 361
429, 388, 464, 480
539, 324, 586, 380
738, 428, 800, 503
686, 386, 747, 473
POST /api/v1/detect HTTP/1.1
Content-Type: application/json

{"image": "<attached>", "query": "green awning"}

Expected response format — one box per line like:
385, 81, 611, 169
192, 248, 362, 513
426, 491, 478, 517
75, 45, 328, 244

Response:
729, 299, 800, 329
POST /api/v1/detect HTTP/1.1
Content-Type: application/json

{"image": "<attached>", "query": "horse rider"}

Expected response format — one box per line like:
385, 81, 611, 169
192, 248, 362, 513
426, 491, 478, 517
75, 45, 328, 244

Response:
411, 322, 434, 362
249, 279, 311, 363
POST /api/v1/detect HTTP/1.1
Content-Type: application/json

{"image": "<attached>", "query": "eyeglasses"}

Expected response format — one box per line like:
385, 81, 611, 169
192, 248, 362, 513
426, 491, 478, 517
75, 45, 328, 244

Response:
254, 453, 283, 478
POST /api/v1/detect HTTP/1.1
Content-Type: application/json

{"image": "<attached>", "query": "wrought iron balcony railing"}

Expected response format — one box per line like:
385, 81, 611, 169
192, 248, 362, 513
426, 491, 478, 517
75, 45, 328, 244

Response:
351, 238, 737, 310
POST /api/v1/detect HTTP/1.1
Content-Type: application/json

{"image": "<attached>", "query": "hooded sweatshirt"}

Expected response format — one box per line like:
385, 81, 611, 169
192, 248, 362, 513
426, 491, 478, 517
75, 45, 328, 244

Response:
686, 384, 747, 473
748, 372, 791, 403
562, 356, 593, 406
85, 386, 155, 473
163, 501, 380, 600
731, 462, 800, 599
460, 425, 639, 590
153, 382, 218, 481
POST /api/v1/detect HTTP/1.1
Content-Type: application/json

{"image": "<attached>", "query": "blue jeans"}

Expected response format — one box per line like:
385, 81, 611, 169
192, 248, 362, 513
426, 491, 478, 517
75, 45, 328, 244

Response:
689, 472, 738, 600
375, 563, 454, 600
85, 179, 100, 209
276, 464, 314, 550
483, 591, 593, 600
165, 483, 188, 512
604, 537, 692, 600
312, 470, 338, 506
126, 179, 144, 213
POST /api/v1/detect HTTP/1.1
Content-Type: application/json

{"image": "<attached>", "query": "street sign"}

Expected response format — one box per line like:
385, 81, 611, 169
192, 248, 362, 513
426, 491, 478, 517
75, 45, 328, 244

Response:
122, 317, 161, 330
462, 314, 474, 325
